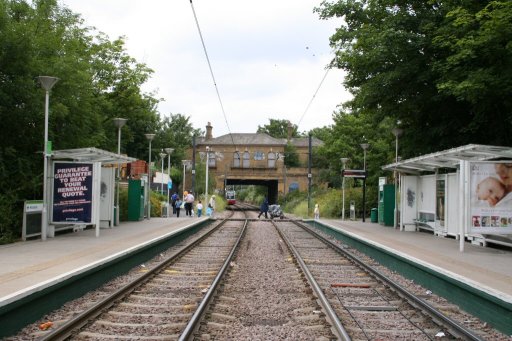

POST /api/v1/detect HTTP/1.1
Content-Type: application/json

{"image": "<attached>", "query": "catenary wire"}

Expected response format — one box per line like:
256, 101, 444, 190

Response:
189, 0, 237, 149
297, 65, 331, 131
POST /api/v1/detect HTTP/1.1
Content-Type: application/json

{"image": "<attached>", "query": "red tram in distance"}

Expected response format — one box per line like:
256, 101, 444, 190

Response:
226, 190, 236, 205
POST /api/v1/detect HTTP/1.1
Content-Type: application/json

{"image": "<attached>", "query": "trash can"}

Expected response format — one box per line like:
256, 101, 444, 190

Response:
370, 208, 378, 223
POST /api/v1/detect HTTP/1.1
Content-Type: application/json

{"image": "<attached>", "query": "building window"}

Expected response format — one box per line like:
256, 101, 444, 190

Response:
254, 151, 265, 160
243, 151, 250, 168
268, 152, 276, 168
208, 151, 216, 167
233, 151, 240, 168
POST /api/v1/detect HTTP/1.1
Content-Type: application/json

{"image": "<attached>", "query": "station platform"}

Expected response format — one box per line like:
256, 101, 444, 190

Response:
1, 216, 511, 308
321, 219, 512, 303
0, 217, 208, 306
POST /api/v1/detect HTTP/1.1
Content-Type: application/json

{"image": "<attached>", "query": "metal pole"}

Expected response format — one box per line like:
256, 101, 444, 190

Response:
182, 161, 186, 195
395, 136, 398, 228
192, 135, 196, 194
360, 143, 369, 223
341, 157, 349, 221
38, 76, 58, 241
148, 140, 152, 219
116, 127, 121, 225
42, 89, 50, 241
205, 147, 209, 209
308, 134, 312, 217
165, 148, 173, 213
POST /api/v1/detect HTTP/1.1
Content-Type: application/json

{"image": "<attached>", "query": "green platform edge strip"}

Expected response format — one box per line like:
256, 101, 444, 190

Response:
0, 220, 209, 338
307, 221, 512, 336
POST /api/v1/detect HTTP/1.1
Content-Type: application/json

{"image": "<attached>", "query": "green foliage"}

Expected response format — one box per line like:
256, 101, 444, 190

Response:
257, 119, 302, 138
284, 142, 300, 168
0, 0, 198, 241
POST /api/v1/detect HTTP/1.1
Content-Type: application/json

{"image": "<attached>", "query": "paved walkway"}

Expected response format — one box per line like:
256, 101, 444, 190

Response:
321, 219, 512, 302
0, 217, 207, 305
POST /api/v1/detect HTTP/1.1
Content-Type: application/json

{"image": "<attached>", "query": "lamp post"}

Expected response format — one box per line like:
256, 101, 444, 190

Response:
38, 76, 59, 241
341, 157, 349, 221
113, 118, 127, 226
164, 148, 174, 211
145, 133, 155, 219
392, 127, 403, 229
159, 152, 166, 195
182, 160, 191, 196
205, 146, 210, 209
360, 143, 370, 222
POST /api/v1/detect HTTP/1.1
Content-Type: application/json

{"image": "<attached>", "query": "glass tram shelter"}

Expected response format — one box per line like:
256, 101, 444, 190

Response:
382, 144, 512, 252
23, 148, 136, 240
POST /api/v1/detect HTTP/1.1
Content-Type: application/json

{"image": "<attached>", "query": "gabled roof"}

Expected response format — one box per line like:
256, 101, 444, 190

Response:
197, 133, 323, 148
382, 144, 512, 174
51, 147, 136, 164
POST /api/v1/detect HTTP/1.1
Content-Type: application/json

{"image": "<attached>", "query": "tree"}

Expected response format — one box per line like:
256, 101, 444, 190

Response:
257, 119, 302, 139
315, 1, 512, 156
0, 0, 163, 241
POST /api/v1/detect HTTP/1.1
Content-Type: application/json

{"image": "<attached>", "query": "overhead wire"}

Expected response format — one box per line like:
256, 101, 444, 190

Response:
189, 0, 237, 149
297, 65, 332, 131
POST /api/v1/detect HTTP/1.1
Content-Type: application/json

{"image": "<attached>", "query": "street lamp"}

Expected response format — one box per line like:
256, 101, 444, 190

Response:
182, 160, 191, 196
205, 146, 210, 210
38, 76, 59, 241
360, 142, 370, 222
164, 148, 174, 212
159, 152, 166, 195
113, 118, 127, 226
341, 157, 349, 221
392, 126, 403, 229
145, 133, 155, 219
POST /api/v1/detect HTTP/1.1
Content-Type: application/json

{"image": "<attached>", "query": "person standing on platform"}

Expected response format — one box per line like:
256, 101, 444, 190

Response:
175, 197, 182, 218
197, 200, 203, 217
206, 204, 213, 216
208, 195, 216, 217
258, 196, 269, 219
171, 192, 178, 215
314, 204, 320, 220
185, 191, 195, 216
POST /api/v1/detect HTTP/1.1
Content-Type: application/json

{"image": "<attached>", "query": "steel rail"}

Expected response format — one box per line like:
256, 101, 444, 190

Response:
39, 216, 233, 341
272, 221, 352, 341
179, 218, 248, 340
294, 220, 485, 341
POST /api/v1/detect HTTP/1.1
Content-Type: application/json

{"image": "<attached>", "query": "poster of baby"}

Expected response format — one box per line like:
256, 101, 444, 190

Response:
470, 162, 512, 234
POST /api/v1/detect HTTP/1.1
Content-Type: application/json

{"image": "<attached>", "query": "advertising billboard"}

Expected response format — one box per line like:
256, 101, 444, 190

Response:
52, 162, 93, 223
470, 162, 512, 234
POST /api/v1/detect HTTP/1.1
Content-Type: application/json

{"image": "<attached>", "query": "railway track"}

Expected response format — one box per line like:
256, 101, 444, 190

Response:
13, 205, 505, 340
37, 210, 247, 340
274, 219, 486, 341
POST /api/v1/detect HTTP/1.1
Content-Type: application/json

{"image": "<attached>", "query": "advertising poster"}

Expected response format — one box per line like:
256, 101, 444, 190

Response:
52, 162, 93, 223
470, 162, 512, 234
436, 178, 445, 227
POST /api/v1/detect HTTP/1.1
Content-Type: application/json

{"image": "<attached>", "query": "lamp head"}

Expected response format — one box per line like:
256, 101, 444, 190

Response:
391, 127, 403, 138
38, 76, 59, 91
113, 118, 128, 129
360, 143, 370, 151
159, 152, 167, 158
145, 133, 156, 141
164, 148, 174, 154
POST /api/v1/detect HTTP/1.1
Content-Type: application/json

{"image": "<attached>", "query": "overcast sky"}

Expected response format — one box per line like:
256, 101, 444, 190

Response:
59, 0, 351, 137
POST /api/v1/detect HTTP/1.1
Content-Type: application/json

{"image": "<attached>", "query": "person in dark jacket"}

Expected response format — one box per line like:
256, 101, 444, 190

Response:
258, 196, 269, 219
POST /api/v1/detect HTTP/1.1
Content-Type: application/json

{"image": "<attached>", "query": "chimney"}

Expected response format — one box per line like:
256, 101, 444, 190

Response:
287, 121, 293, 141
206, 122, 213, 140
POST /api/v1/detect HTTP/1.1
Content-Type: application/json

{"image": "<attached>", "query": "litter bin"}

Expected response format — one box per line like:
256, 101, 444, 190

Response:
370, 208, 378, 223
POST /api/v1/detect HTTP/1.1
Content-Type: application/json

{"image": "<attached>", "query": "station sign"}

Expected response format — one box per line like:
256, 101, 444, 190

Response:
342, 169, 367, 179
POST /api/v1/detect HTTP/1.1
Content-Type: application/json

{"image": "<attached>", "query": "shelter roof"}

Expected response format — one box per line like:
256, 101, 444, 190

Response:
51, 147, 137, 165
382, 144, 512, 174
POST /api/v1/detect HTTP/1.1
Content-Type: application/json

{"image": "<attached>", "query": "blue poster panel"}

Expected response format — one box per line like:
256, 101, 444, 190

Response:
470, 161, 512, 234
52, 162, 93, 223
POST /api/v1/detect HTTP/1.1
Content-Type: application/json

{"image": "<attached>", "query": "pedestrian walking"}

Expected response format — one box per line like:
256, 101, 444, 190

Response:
171, 192, 178, 215
314, 204, 320, 220
258, 196, 269, 219
197, 200, 203, 217
175, 197, 182, 218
